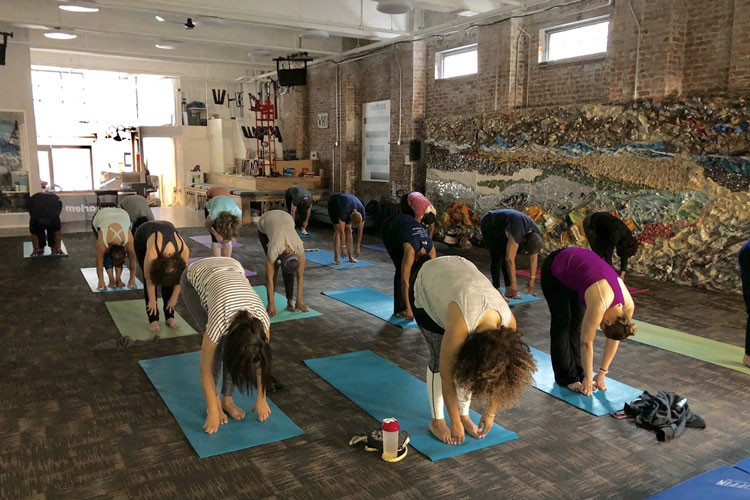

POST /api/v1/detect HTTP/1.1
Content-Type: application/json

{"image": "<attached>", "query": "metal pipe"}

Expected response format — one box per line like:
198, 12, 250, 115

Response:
628, 0, 642, 99
390, 45, 403, 146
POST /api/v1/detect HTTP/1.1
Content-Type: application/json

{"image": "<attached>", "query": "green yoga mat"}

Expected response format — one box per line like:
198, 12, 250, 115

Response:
105, 298, 197, 341
252, 285, 322, 323
631, 320, 750, 375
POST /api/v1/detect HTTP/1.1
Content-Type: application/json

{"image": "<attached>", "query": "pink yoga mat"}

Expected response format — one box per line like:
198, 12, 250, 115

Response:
188, 257, 257, 277
189, 234, 244, 248
518, 269, 648, 294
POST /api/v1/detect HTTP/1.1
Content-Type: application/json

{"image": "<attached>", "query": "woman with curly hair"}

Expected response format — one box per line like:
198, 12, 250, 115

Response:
408, 255, 536, 445
134, 220, 190, 332
204, 187, 242, 257
541, 247, 636, 396
582, 212, 640, 279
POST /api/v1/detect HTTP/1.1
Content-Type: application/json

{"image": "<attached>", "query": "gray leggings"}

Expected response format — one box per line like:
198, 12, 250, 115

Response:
420, 326, 444, 373
180, 270, 234, 397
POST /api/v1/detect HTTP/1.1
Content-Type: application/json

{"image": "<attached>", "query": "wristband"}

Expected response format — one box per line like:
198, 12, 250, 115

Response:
487, 413, 496, 417
598, 368, 608, 374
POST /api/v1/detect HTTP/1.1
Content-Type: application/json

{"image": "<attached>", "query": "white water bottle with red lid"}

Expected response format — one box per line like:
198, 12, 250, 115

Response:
381, 418, 400, 460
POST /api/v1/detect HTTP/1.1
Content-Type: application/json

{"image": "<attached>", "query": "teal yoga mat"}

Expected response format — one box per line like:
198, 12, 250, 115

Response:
23, 241, 68, 258
499, 288, 542, 306
252, 285, 322, 323
80, 267, 143, 293
529, 347, 642, 416
322, 287, 417, 329
304, 249, 374, 269
304, 350, 519, 461
297, 230, 316, 238
140, 351, 304, 458
362, 243, 387, 253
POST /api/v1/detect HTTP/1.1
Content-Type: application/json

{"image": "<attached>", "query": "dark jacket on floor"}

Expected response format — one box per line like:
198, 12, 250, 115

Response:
624, 391, 706, 442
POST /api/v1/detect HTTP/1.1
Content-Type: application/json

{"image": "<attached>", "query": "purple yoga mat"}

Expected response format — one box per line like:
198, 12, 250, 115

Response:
188, 257, 257, 277
189, 234, 244, 248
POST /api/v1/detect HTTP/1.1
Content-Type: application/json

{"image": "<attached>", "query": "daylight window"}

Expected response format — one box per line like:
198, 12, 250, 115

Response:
435, 44, 478, 80
541, 17, 609, 63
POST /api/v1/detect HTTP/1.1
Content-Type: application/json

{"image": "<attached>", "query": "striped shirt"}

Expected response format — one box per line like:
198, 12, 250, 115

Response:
186, 257, 270, 343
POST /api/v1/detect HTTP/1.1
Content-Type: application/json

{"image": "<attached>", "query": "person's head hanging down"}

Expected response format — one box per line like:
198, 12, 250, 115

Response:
327, 193, 366, 265
119, 194, 154, 235
400, 191, 437, 239
28, 191, 64, 255
540, 247, 636, 397
92, 207, 139, 291
582, 212, 641, 279
285, 185, 313, 234
408, 255, 536, 446
204, 194, 242, 257
180, 257, 272, 434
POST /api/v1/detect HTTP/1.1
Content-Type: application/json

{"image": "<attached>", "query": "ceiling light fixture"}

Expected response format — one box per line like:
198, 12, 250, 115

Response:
300, 29, 330, 40
155, 15, 165, 22
456, 10, 478, 17
250, 48, 273, 57
376, 0, 413, 15
44, 29, 77, 40
155, 40, 178, 49
58, 1, 100, 13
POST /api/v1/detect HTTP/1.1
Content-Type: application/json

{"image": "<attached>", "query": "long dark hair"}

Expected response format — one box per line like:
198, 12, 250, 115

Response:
224, 311, 272, 395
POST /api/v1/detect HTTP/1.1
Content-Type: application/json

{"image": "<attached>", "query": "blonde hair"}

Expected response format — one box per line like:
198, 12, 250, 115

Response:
350, 210, 363, 225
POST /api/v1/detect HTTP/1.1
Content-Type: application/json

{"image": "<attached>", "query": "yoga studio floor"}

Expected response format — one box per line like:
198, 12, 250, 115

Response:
1, 216, 748, 499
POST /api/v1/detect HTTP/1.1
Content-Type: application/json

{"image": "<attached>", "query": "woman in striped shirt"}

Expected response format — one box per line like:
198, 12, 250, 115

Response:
181, 257, 272, 434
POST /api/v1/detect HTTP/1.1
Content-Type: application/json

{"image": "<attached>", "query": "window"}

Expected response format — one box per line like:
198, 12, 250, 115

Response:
540, 17, 609, 63
435, 44, 478, 80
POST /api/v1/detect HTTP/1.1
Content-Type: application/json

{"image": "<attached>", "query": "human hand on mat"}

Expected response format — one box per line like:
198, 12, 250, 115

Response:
127, 277, 136, 288
449, 419, 465, 444
203, 411, 221, 434
97, 279, 106, 290
397, 309, 414, 320
295, 301, 308, 313
504, 285, 521, 300
253, 398, 271, 422
526, 279, 535, 295
147, 300, 158, 316
476, 413, 495, 438
594, 372, 607, 391
267, 303, 277, 317
580, 377, 594, 396
354, 246, 360, 259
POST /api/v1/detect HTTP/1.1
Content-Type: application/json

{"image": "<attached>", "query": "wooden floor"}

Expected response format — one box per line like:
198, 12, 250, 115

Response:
1, 215, 748, 499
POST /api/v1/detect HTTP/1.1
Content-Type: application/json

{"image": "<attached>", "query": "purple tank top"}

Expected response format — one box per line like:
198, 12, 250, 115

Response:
551, 247, 624, 308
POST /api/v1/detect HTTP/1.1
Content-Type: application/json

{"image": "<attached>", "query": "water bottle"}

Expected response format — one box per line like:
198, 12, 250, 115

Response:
382, 418, 400, 461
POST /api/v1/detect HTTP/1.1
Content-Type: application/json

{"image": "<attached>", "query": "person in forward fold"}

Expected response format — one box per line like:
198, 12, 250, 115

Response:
400, 191, 437, 239
583, 212, 640, 279
203, 186, 242, 257
285, 185, 313, 235
327, 193, 365, 265
92, 207, 138, 290
120, 194, 155, 235
28, 191, 64, 255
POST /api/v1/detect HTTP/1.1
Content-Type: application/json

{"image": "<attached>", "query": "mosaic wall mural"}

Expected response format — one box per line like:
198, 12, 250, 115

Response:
424, 96, 750, 292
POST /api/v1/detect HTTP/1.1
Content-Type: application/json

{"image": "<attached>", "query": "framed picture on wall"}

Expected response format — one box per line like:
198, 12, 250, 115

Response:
0, 110, 31, 212
362, 100, 390, 183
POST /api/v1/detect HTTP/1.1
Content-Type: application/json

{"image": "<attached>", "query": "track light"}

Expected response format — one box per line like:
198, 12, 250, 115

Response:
155, 40, 179, 49
44, 29, 77, 40
58, 1, 99, 13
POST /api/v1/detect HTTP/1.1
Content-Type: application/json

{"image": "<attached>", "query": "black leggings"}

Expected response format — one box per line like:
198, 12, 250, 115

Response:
481, 216, 511, 289
142, 283, 176, 323
740, 245, 750, 355
383, 226, 407, 314
541, 249, 586, 385
258, 230, 295, 301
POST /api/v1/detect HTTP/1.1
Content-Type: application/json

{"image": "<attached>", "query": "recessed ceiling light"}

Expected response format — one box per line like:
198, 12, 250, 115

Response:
376, 0, 412, 15
155, 15, 165, 22
44, 29, 78, 40
300, 29, 330, 40
456, 10, 478, 17
58, 1, 99, 13
155, 40, 179, 49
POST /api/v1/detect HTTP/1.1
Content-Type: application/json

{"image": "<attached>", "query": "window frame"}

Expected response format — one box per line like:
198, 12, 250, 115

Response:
434, 43, 479, 80
539, 15, 610, 64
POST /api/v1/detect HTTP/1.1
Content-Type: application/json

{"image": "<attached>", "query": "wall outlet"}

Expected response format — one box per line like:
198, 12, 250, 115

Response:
311, 151, 319, 160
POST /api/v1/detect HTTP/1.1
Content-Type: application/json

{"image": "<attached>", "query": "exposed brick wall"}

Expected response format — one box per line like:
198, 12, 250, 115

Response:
729, 0, 750, 91
682, 0, 735, 94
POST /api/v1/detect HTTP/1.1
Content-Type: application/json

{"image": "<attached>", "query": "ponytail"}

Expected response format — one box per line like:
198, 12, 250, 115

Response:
225, 311, 272, 395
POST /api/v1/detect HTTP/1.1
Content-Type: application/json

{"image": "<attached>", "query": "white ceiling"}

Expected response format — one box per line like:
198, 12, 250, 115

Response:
1, 0, 538, 74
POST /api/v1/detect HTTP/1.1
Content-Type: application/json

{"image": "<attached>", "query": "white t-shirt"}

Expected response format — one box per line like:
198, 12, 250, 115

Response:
414, 256, 512, 332
186, 257, 270, 343
258, 210, 305, 262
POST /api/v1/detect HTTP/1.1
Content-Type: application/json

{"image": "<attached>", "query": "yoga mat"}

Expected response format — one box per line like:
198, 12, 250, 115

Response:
499, 288, 542, 306
23, 241, 68, 258
322, 287, 417, 329
529, 347, 643, 416
647, 465, 750, 499
736, 458, 750, 475
362, 243, 388, 253
80, 267, 143, 293
297, 230, 316, 238
630, 320, 750, 375
304, 249, 374, 269
105, 298, 196, 341
517, 269, 648, 295
628, 287, 649, 295
304, 350, 519, 461
252, 285, 322, 323
140, 351, 303, 458
188, 257, 257, 277
190, 234, 244, 249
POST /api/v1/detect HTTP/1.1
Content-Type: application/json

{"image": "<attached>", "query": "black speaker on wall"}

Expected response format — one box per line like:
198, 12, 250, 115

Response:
409, 139, 422, 162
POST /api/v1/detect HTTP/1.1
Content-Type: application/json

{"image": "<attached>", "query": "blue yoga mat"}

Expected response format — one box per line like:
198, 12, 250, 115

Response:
647, 465, 750, 499
499, 287, 542, 306
140, 351, 304, 458
529, 347, 642, 416
362, 243, 387, 253
297, 230, 316, 238
304, 249, 374, 269
80, 267, 143, 293
736, 458, 750, 474
23, 241, 68, 258
304, 350, 519, 461
252, 285, 322, 323
322, 287, 417, 329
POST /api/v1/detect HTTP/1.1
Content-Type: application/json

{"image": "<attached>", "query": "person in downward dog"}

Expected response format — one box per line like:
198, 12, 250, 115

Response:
408, 255, 536, 445
180, 257, 272, 434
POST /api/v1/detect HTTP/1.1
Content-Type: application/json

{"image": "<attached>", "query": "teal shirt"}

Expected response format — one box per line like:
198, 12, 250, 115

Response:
206, 196, 242, 220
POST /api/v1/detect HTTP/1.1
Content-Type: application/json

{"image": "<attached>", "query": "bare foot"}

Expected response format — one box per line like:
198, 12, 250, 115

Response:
567, 381, 583, 392
166, 318, 179, 329
429, 419, 453, 444
216, 397, 228, 425
115, 279, 125, 288
333, 259, 341, 266
348, 257, 358, 263
744, 354, 750, 368
460, 415, 481, 439
32, 248, 45, 256
53, 247, 64, 255
149, 321, 160, 332
222, 397, 247, 420
286, 301, 296, 312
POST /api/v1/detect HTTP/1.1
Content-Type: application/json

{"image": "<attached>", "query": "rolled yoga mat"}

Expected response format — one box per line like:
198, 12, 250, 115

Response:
105, 298, 196, 341
646, 465, 750, 500
23, 241, 68, 258
189, 234, 244, 249
630, 319, 750, 375
188, 257, 257, 277
529, 347, 643, 417
253, 285, 322, 324
80, 267, 143, 293
304, 350, 519, 461
322, 287, 417, 329
140, 351, 304, 458
304, 249, 374, 269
